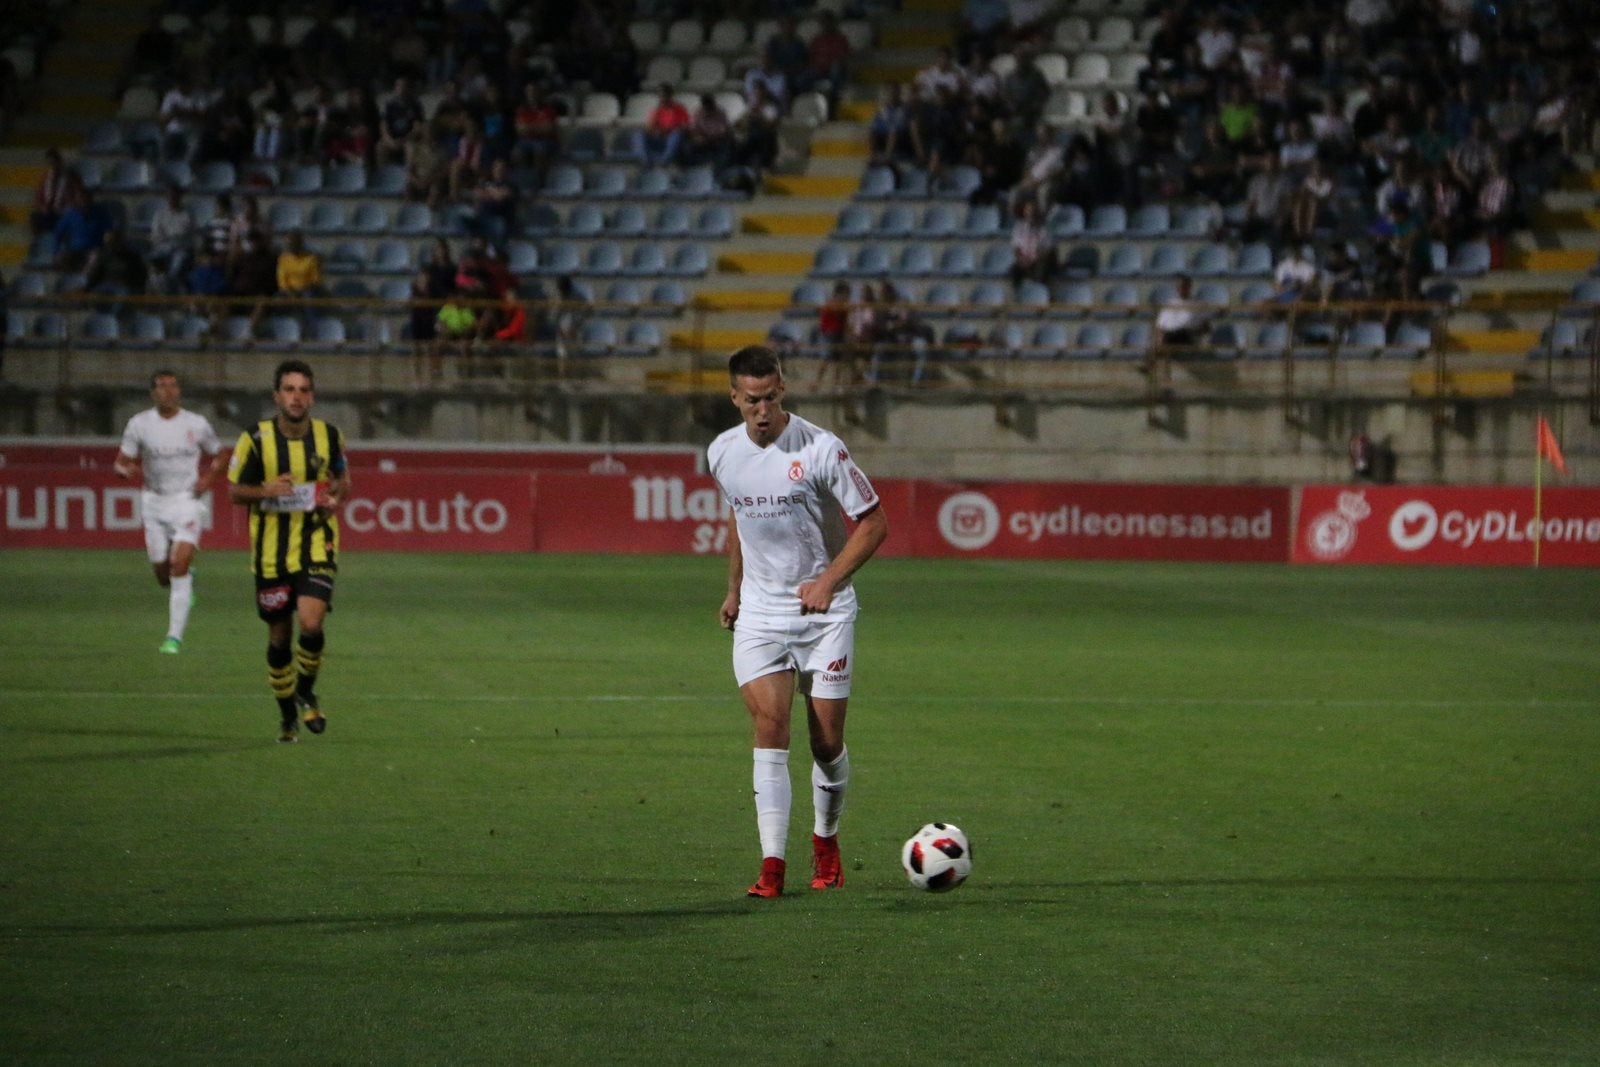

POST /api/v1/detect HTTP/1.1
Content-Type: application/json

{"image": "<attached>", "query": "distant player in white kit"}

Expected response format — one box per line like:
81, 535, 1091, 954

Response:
114, 370, 225, 653
709, 346, 889, 898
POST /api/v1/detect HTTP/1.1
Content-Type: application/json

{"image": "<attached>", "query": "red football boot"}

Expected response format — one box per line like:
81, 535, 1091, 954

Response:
810, 833, 843, 890
746, 856, 785, 898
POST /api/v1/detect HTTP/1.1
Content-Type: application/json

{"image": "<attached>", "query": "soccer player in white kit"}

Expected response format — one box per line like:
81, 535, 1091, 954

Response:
114, 370, 225, 653
709, 346, 889, 898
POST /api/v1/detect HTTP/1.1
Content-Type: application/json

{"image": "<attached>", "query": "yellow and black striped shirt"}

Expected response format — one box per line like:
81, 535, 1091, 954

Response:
228, 418, 347, 579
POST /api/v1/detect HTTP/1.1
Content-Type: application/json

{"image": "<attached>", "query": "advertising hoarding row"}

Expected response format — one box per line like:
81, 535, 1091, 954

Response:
5, 449, 1595, 566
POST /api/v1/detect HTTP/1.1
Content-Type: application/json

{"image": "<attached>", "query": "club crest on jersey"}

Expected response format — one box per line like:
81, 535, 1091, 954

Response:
837, 449, 849, 463
788, 460, 804, 482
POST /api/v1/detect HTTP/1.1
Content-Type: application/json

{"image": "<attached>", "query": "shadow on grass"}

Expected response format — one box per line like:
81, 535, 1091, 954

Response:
16, 902, 754, 941
1, 725, 266, 764
872, 873, 1598, 909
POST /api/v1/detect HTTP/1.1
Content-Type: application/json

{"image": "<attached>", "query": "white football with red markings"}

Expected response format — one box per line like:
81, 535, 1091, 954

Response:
901, 822, 972, 892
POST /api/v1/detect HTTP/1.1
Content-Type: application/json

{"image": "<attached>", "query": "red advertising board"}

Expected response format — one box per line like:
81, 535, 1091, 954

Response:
1295, 485, 1600, 566
0, 467, 535, 552
531, 473, 916, 556
909, 481, 1290, 561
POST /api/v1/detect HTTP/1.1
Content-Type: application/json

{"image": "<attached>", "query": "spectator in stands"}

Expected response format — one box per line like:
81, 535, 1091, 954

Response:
405, 126, 449, 210
158, 76, 215, 164
512, 83, 561, 177
956, 0, 1011, 64
632, 85, 692, 167
85, 227, 148, 299
275, 231, 323, 300
547, 275, 588, 360
478, 84, 512, 165
1290, 156, 1335, 242
327, 86, 380, 167
469, 159, 518, 251
226, 195, 269, 268
764, 17, 811, 94
423, 237, 456, 296
148, 185, 195, 294
1272, 245, 1319, 303
449, 118, 488, 201
1152, 275, 1211, 359
914, 48, 966, 102
251, 78, 293, 161
293, 84, 339, 163
807, 12, 852, 104
30, 149, 78, 236
1008, 200, 1054, 288
186, 247, 227, 309
845, 283, 878, 382
744, 56, 789, 114
970, 117, 1024, 206
684, 94, 735, 170
408, 268, 439, 369
874, 282, 934, 383
1185, 119, 1241, 204
1243, 153, 1292, 243
814, 281, 852, 390
486, 286, 527, 345
1449, 116, 1496, 192
1012, 123, 1065, 216
732, 82, 782, 175
52, 187, 110, 272
998, 47, 1049, 130
433, 288, 476, 378
227, 229, 278, 327
1375, 158, 1423, 218
379, 77, 425, 164
203, 85, 255, 167
868, 85, 912, 168
1473, 153, 1516, 241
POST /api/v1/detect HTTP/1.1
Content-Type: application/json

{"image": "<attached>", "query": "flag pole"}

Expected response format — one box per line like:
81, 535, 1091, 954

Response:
1533, 415, 1544, 568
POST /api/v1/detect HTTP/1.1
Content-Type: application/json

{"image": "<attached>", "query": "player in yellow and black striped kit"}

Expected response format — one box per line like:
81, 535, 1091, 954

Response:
228, 359, 351, 743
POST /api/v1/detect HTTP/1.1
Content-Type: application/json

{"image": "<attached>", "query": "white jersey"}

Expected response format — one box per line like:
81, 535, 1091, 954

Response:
708, 413, 880, 624
119, 407, 221, 496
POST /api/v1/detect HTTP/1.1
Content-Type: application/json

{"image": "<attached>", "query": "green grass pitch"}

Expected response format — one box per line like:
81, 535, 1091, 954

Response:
1, 549, 1597, 1064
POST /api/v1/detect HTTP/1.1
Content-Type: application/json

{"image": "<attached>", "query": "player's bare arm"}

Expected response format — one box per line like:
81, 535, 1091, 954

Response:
113, 454, 140, 479
230, 472, 298, 504
193, 451, 227, 496
720, 530, 743, 630
798, 504, 889, 614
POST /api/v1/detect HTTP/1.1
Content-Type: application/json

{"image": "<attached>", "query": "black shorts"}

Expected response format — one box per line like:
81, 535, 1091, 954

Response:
255, 568, 336, 622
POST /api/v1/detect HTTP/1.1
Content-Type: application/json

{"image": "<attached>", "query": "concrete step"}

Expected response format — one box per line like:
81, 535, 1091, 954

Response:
668, 326, 770, 349
1508, 248, 1596, 271
809, 136, 870, 159
764, 174, 860, 197
801, 156, 869, 178
1558, 171, 1600, 191
1444, 329, 1540, 355
717, 250, 815, 273
879, 25, 956, 49
837, 100, 876, 123
742, 212, 834, 236
1410, 368, 1520, 397
695, 289, 795, 311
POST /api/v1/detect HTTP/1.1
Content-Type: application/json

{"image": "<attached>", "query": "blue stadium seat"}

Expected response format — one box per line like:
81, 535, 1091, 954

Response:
653, 204, 692, 238
673, 166, 717, 199
566, 127, 605, 162
605, 279, 645, 314
1193, 281, 1229, 307
325, 241, 366, 273
1052, 280, 1093, 311
937, 245, 977, 276
1172, 205, 1216, 237
372, 240, 413, 274
260, 316, 303, 345
876, 204, 915, 237
1446, 240, 1491, 278
1191, 243, 1231, 277
858, 166, 896, 199
1147, 244, 1186, 276
567, 203, 605, 237
625, 243, 668, 276
524, 203, 560, 237
587, 167, 629, 198
696, 205, 734, 238
932, 166, 981, 200
669, 244, 710, 276
126, 312, 167, 349
1386, 321, 1432, 358
1068, 321, 1112, 358
849, 244, 891, 277
979, 244, 1014, 277
982, 321, 1027, 358
964, 204, 1004, 237
394, 203, 434, 235
539, 241, 580, 276
836, 204, 873, 237
919, 203, 960, 237
577, 319, 617, 356
622, 320, 663, 355
281, 165, 323, 195
9, 273, 47, 299
585, 241, 625, 275
306, 201, 346, 234
1344, 320, 1387, 359
898, 245, 935, 276
77, 312, 118, 345
1016, 280, 1051, 314
325, 164, 367, 195
1233, 243, 1274, 277
1127, 204, 1170, 237
924, 281, 962, 316
1102, 245, 1144, 277
1048, 204, 1086, 238
632, 168, 672, 198
811, 244, 849, 277
268, 201, 305, 232
610, 204, 649, 238
787, 280, 827, 316
349, 201, 389, 234
543, 165, 584, 198
305, 316, 348, 348
1097, 282, 1140, 317
1245, 321, 1289, 359
1029, 321, 1070, 356
1208, 322, 1243, 356
646, 281, 687, 316
371, 165, 407, 196
507, 241, 540, 275
962, 281, 1008, 318
1111, 322, 1152, 360
330, 278, 371, 300
1086, 204, 1127, 236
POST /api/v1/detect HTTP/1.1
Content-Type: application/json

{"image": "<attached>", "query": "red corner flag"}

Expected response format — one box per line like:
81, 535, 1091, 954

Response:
1537, 415, 1568, 475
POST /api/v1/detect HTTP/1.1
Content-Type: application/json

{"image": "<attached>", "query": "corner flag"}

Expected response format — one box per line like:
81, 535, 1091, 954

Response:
1536, 415, 1567, 475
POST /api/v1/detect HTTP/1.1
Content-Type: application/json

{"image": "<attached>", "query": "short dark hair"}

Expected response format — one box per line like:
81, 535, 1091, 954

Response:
274, 359, 314, 390
149, 369, 178, 388
728, 345, 783, 382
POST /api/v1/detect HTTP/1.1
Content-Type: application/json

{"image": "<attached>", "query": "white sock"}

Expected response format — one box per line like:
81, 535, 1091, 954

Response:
752, 748, 791, 860
167, 574, 193, 641
812, 746, 850, 839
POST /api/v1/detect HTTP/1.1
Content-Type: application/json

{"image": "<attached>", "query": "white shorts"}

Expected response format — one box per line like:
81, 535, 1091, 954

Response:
142, 492, 206, 563
732, 616, 856, 699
